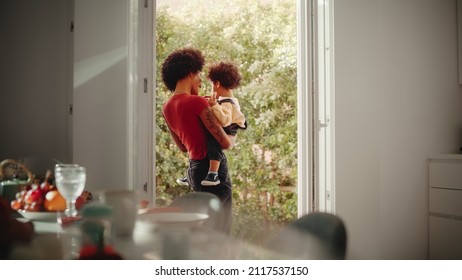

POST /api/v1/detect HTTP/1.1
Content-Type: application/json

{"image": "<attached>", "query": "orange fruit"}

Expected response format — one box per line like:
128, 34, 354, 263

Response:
44, 190, 66, 212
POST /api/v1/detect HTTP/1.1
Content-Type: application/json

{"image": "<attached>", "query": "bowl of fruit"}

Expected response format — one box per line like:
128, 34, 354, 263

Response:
10, 170, 92, 221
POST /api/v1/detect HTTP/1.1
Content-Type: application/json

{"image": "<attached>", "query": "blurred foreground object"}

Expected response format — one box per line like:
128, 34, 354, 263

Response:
0, 197, 34, 258
267, 212, 347, 259
170, 192, 226, 232
78, 204, 123, 260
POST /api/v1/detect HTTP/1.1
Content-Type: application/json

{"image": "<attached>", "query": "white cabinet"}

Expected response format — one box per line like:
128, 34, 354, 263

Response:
428, 154, 462, 259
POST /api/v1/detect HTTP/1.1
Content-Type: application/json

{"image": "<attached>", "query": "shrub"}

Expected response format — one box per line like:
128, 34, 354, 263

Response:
156, 0, 297, 243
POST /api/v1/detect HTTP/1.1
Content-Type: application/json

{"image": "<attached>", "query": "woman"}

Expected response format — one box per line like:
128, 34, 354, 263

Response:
161, 47, 235, 232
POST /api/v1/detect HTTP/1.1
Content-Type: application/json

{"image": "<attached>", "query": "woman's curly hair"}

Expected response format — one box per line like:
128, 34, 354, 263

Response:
207, 61, 242, 90
161, 47, 205, 92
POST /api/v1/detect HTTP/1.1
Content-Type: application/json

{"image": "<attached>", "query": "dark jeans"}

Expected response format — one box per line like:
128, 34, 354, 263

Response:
188, 156, 232, 233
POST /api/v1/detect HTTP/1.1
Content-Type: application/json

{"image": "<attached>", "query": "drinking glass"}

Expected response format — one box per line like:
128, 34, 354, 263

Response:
54, 164, 86, 217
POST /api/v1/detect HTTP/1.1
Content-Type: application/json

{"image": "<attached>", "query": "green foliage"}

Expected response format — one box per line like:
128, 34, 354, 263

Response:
156, 0, 297, 241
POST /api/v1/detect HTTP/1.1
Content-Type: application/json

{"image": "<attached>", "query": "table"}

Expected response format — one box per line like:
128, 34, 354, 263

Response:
10, 218, 289, 260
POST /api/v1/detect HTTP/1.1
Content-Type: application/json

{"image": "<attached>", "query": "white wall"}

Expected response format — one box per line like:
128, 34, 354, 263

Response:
0, 0, 153, 199
0, 0, 71, 163
335, 0, 462, 259
73, 0, 129, 192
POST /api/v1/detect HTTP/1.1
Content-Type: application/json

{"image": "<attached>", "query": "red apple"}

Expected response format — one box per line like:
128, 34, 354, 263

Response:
75, 196, 85, 210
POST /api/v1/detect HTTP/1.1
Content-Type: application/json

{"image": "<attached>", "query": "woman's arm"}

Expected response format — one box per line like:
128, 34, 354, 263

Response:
200, 107, 233, 149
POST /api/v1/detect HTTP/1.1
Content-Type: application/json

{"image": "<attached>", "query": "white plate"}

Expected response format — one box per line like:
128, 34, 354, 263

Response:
143, 251, 161, 260
138, 212, 209, 226
17, 210, 59, 221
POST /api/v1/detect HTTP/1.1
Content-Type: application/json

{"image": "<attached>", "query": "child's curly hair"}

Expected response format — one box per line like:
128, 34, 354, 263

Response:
161, 47, 205, 92
207, 62, 242, 90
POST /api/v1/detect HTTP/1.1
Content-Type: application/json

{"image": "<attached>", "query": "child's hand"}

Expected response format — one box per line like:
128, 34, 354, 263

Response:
205, 92, 217, 106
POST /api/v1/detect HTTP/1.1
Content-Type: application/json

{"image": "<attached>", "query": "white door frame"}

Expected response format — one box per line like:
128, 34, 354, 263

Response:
297, 0, 335, 215
297, 0, 316, 216
128, 0, 155, 204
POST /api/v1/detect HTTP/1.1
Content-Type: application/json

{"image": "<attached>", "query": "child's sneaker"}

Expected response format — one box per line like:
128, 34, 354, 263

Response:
176, 176, 189, 186
201, 173, 220, 186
